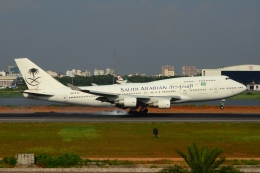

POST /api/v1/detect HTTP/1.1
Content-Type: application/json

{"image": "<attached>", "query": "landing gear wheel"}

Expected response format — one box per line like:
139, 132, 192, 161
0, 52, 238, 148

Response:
220, 99, 225, 110
129, 108, 138, 115
138, 107, 148, 115
143, 108, 148, 114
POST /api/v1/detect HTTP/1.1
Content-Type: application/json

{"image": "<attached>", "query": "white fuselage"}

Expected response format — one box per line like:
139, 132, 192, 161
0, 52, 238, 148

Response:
23, 76, 246, 107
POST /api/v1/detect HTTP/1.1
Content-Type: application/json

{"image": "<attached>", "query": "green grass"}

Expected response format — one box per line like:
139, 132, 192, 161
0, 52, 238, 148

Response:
228, 91, 260, 100
228, 159, 260, 165
0, 122, 260, 158
0, 89, 23, 98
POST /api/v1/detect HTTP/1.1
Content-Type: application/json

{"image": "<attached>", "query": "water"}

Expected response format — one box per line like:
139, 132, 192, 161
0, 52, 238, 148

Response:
0, 98, 65, 106
0, 98, 259, 106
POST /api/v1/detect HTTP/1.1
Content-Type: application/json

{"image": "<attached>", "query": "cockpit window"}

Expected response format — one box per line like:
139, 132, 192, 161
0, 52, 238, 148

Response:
226, 78, 230, 80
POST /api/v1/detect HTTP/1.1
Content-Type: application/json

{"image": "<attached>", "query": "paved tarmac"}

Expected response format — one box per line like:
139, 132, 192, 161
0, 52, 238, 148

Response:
0, 112, 260, 122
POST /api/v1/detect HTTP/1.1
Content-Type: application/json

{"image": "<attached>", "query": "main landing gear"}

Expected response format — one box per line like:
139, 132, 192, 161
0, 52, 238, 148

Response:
129, 106, 148, 115
220, 99, 225, 110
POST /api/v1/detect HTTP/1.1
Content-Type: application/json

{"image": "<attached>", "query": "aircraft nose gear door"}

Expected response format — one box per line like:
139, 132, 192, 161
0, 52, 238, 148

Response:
64, 94, 68, 102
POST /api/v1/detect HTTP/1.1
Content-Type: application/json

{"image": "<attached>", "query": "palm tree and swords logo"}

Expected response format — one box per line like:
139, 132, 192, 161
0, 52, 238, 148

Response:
25, 68, 42, 86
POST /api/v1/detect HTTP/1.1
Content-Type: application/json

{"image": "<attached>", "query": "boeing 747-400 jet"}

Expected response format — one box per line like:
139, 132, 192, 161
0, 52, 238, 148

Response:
15, 58, 246, 114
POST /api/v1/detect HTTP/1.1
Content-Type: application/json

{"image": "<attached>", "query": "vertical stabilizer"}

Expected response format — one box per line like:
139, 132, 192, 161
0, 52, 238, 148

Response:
15, 58, 65, 89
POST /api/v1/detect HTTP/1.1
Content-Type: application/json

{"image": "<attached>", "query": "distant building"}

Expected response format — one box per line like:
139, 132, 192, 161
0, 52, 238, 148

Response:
81, 70, 91, 77
247, 82, 260, 91
65, 69, 91, 77
0, 71, 6, 76
132, 73, 147, 77
6, 72, 21, 77
106, 68, 115, 75
182, 66, 197, 76
93, 68, 104, 75
162, 65, 174, 76
0, 76, 17, 87
66, 69, 76, 77
196, 69, 202, 76
8, 65, 19, 73
202, 64, 260, 85
46, 70, 59, 77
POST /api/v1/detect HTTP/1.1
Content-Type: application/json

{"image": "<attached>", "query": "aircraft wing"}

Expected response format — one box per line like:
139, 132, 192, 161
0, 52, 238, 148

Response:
67, 83, 182, 103
67, 83, 118, 97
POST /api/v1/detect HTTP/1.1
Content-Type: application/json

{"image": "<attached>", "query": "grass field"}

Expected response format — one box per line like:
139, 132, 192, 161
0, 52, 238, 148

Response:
0, 89, 22, 98
229, 91, 260, 100
0, 122, 259, 158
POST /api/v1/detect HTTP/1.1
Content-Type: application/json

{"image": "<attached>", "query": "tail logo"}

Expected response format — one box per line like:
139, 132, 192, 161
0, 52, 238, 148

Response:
25, 68, 42, 86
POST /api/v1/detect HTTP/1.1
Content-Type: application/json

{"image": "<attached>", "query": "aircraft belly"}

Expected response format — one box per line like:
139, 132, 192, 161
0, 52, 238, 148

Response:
67, 97, 113, 107
196, 93, 209, 100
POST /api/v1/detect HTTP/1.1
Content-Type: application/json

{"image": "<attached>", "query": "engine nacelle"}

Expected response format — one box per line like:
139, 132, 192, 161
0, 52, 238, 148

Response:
117, 97, 137, 107
152, 100, 171, 109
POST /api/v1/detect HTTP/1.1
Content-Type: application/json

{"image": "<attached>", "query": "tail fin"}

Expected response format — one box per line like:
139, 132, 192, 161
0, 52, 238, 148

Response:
116, 75, 124, 81
123, 76, 131, 83
15, 58, 64, 89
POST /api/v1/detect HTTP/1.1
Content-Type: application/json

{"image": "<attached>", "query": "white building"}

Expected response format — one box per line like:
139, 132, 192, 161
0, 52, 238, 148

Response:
81, 70, 91, 77
247, 82, 260, 91
94, 68, 104, 75
0, 76, 17, 87
46, 70, 59, 77
182, 66, 197, 76
162, 65, 174, 76
66, 69, 76, 77
0, 71, 6, 76
66, 69, 91, 77
202, 64, 260, 85
106, 68, 115, 75
6, 72, 21, 77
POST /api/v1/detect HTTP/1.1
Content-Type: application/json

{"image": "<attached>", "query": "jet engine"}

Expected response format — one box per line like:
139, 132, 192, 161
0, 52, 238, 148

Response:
152, 99, 171, 108
116, 97, 137, 107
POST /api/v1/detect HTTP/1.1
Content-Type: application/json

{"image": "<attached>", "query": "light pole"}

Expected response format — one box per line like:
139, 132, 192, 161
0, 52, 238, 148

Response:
71, 72, 75, 85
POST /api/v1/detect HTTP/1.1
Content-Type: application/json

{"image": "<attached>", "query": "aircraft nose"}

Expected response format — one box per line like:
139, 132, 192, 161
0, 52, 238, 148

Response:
241, 84, 247, 91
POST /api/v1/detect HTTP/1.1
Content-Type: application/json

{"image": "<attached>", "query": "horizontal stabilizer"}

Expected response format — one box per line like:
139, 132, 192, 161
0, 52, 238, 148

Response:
22, 91, 54, 97
84, 90, 118, 96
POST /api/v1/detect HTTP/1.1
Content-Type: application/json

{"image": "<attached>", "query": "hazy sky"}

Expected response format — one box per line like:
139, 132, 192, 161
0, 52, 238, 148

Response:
1, 0, 260, 75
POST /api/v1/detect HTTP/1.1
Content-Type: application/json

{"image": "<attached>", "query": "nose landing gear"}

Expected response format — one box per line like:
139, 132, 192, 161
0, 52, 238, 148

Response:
220, 99, 225, 110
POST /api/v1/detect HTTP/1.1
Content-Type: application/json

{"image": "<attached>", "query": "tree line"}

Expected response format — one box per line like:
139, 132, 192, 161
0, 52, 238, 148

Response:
56, 75, 180, 86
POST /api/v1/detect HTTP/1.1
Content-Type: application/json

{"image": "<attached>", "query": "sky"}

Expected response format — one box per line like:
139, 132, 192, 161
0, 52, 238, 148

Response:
0, 0, 260, 76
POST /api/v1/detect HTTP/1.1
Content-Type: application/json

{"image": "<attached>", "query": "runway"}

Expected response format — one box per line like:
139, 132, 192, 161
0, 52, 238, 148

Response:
0, 112, 260, 122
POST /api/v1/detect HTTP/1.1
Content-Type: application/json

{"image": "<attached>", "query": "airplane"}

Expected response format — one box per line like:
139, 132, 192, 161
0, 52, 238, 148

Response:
15, 58, 246, 114
116, 74, 131, 84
